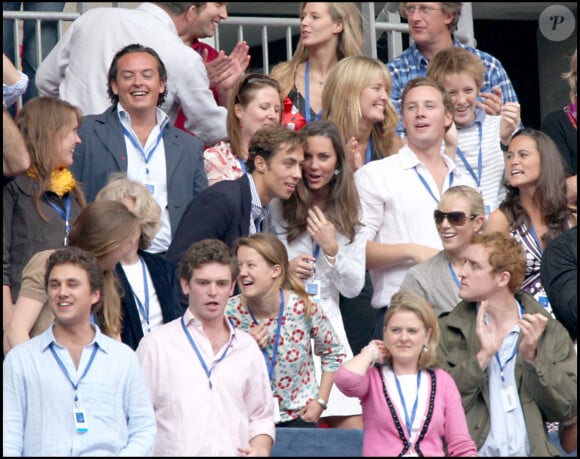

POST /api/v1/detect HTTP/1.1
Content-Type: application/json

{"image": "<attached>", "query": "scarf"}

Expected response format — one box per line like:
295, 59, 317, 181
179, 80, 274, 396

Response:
26, 167, 77, 197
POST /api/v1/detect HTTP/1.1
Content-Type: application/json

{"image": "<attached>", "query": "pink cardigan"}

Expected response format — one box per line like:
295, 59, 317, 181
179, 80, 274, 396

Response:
335, 365, 477, 457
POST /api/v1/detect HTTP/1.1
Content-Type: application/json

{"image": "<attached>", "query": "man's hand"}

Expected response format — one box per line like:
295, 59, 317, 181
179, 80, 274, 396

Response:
477, 86, 503, 116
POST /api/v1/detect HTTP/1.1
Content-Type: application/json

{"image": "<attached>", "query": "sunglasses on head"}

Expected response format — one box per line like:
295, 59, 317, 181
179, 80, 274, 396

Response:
433, 210, 478, 226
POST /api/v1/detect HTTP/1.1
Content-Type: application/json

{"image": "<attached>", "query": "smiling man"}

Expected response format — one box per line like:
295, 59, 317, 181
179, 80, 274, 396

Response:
70, 44, 208, 255
354, 76, 477, 338
166, 124, 305, 266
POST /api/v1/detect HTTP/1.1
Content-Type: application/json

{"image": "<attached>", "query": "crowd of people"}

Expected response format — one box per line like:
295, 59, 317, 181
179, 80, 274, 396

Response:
3, 2, 577, 457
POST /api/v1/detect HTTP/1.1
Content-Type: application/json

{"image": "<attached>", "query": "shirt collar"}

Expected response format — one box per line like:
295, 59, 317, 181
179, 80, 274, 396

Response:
116, 103, 169, 131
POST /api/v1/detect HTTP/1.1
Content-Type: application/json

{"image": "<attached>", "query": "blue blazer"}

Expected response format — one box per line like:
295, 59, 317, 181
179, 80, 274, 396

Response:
116, 250, 184, 350
166, 173, 253, 265
71, 105, 208, 236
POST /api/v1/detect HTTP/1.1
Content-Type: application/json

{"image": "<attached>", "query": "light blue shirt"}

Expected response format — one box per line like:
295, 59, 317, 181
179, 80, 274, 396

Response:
478, 301, 530, 457
3, 324, 156, 456
3, 70, 29, 107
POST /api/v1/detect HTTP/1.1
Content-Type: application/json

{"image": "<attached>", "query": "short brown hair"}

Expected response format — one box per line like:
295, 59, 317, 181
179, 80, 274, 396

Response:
426, 47, 486, 90
399, 2, 462, 33
246, 125, 305, 173
179, 239, 238, 283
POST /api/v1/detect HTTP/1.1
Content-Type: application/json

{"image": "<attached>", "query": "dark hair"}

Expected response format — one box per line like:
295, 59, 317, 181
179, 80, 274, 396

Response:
107, 43, 168, 106
228, 73, 282, 156
246, 125, 305, 173
500, 128, 573, 245
179, 238, 238, 282
45, 246, 105, 314
154, 3, 204, 16
283, 120, 361, 243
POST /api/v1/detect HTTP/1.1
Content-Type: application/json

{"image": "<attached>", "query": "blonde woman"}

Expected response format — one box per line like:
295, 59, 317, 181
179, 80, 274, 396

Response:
96, 175, 183, 350
322, 55, 403, 171
270, 2, 362, 131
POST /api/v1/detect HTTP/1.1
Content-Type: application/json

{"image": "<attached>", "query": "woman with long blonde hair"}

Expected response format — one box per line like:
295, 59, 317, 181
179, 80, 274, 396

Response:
270, 2, 362, 131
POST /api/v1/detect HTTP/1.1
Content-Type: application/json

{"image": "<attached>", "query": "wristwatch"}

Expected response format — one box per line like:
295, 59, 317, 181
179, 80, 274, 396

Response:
316, 398, 328, 410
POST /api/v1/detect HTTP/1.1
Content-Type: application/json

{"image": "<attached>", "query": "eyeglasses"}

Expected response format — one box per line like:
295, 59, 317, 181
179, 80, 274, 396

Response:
236, 73, 280, 102
433, 210, 478, 226
404, 5, 442, 15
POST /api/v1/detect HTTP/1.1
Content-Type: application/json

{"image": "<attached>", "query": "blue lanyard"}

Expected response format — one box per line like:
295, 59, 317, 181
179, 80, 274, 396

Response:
246, 289, 285, 384
133, 257, 150, 333
238, 157, 247, 173
414, 166, 454, 204
365, 138, 373, 164
180, 316, 232, 389
312, 241, 320, 260
121, 124, 165, 176
455, 123, 483, 189
48, 194, 71, 247
492, 301, 524, 383
448, 261, 461, 289
394, 370, 422, 438
304, 60, 323, 124
49, 342, 98, 405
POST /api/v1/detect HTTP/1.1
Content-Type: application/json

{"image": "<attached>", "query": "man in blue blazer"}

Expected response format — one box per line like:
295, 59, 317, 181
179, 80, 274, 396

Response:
166, 124, 305, 266
70, 44, 208, 254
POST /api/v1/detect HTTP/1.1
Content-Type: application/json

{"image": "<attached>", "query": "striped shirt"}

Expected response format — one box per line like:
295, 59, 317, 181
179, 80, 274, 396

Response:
455, 108, 507, 214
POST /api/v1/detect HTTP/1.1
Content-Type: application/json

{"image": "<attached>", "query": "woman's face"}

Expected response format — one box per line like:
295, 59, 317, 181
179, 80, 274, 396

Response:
302, 134, 338, 194
235, 86, 281, 138
54, 115, 81, 169
236, 245, 280, 300
436, 195, 482, 255
360, 73, 389, 124
504, 135, 542, 189
383, 310, 431, 370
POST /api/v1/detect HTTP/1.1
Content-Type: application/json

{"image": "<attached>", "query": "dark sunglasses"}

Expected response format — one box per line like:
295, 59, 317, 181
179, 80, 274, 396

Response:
433, 210, 478, 226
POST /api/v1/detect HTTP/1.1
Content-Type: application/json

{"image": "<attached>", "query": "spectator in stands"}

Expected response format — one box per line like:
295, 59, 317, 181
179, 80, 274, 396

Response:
3, 246, 156, 456
436, 231, 577, 456
322, 55, 403, 171
541, 48, 577, 205
486, 128, 577, 317
387, 2, 519, 136
355, 77, 476, 338
226, 233, 346, 427
2, 108, 30, 180
4, 200, 141, 355
137, 238, 275, 456
166, 125, 305, 265
4, 97, 86, 335
321, 55, 404, 356
270, 3, 363, 131
3, 53, 29, 109
203, 73, 282, 186
400, 185, 485, 316
35, 2, 228, 146
70, 44, 208, 255
267, 120, 365, 428
335, 289, 477, 456
541, 224, 577, 456
426, 47, 521, 215
95, 175, 183, 351
2, 3, 64, 103
174, 2, 251, 133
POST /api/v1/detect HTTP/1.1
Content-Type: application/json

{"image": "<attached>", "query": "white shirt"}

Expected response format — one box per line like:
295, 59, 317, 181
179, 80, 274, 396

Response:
355, 144, 477, 308
35, 2, 227, 146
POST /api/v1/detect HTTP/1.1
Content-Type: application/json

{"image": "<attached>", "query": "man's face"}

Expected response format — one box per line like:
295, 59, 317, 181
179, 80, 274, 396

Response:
404, 3, 454, 47
180, 262, 235, 325
402, 84, 452, 150
259, 144, 304, 202
47, 263, 100, 327
457, 243, 499, 302
110, 52, 166, 114
442, 72, 478, 128
190, 2, 228, 39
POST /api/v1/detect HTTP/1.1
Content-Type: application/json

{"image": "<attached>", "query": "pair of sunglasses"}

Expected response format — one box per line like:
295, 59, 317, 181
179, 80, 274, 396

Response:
433, 210, 478, 226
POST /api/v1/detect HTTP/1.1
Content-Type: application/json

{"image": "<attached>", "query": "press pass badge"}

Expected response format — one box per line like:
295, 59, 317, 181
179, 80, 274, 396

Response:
73, 406, 89, 433
143, 178, 157, 196
306, 280, 322, 304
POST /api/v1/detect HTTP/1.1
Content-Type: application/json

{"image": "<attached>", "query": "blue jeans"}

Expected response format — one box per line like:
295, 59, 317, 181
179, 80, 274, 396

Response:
3, 2, 65, 102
